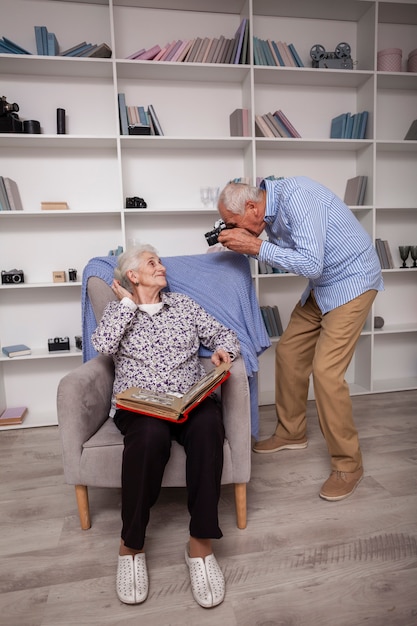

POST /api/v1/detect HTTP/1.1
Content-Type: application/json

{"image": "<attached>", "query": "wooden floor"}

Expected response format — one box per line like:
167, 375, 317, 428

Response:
1, 390, 416, 626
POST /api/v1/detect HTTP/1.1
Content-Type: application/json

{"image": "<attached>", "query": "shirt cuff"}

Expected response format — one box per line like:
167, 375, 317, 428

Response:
121, 297, 137, 311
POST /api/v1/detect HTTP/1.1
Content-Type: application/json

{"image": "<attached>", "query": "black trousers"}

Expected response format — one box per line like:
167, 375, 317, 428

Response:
113, 395, 225, 550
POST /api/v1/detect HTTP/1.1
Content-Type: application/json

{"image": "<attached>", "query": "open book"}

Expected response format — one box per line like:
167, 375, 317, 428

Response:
115, 361, 231, 422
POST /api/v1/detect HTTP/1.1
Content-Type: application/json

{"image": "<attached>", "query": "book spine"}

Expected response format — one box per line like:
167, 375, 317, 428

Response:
274, 110, 301, 138
118, 93, 129, 136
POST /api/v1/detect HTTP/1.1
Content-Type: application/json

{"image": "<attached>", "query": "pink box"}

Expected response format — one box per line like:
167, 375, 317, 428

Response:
377, 48, 402, 72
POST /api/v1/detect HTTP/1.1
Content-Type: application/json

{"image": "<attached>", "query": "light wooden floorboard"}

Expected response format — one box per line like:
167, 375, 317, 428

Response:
0, 390, 416, 626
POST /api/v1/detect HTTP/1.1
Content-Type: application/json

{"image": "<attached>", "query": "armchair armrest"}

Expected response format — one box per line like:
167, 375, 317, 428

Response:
57, 354, 114, 484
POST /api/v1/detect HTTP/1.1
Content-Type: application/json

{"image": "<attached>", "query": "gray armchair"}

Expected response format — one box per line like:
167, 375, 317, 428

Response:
57, 276, 252, 531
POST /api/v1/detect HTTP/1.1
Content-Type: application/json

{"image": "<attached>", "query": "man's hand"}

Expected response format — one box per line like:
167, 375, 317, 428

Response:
218, 227, 262, 256
211, 349, 231, 366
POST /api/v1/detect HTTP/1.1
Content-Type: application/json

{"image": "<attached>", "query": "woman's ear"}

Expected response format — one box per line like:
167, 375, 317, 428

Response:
126, 269, 138, 286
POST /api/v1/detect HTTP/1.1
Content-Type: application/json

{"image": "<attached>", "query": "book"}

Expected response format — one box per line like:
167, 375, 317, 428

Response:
118, 93, 129, 135
358, 110, 369, 139
115, 362, 231, 422
126, 47, 145, 60
260, 307, 273, 336
0, 176, 11, 211
147, 104, 164, 136
230, 108, 250, 137
267, 40, 281, 66
265, 306, 279, 336
240, 20, 250, 64
64, 43, 95, 57
3, 177, 23, 211
1, 37, 31, 55
375, 238, 389, 269
404, 119, 417, 140
203, 38, 216, 64
383, 240, 394, 269
158, 40, 178, 62
344, 176, 367, 206
2, 344, 32, 358
135, 44, 162, 61
60, 41, 88, 56
195, 37, 210, 63
41, 202, 68, 210
288, 43, 304, 67
176, 39, 194, 63
272, 113, 292, 137
82, 43, 112, 58
34, 26, 45, 54
262, 114, 281, 137
47, 32, 59, 56
211, 35, 225, 64
0, 406, 27, 426
271, 40, 285, 66
272, 305, 284, 336
265, 112, 286, 137
185, 37, 202, 63
234, 19, 247, 64
255, 114, 274, 137
330, 112, 348, 139
273, 109, 301, 138
171, 40, 190, 63
223, 38, 235, 64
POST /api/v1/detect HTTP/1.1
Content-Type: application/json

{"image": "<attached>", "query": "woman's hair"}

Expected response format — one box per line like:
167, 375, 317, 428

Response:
218, 182, 263, 215
114, 244, 158, 291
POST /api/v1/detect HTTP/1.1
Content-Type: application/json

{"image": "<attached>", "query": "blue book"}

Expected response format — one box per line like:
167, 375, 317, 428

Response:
261, 39, 276, 66
67, 43, 96, 57
34, 26, 45, 54
358, 110, 369, 139
47, 32, 59, 56
2, 344, 31, 357
234, 18, 247, 64
137, 106, 149, 126
2, 37, 31, 55
330, 113, 348, 139
351, 113, 360, 139
344, 113, 353, 138
118, 93, 129, 135
288, 43, 304, 67
271, 41, 285, 66
41, 27, 48, 56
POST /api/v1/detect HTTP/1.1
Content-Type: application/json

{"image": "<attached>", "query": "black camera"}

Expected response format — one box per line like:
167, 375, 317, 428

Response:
1, 269, 24, 284
0, 96, 23, 133
68, 268, 77, 282
48, 337, 70, 352
126, 196, 147, 209
204, 219, 229, 246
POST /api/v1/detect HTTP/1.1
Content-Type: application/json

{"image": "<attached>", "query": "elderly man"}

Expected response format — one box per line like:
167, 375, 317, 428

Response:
216, 176, 383, 501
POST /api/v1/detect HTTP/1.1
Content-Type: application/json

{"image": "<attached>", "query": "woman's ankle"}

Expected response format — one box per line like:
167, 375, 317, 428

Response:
189, 536, 212, 559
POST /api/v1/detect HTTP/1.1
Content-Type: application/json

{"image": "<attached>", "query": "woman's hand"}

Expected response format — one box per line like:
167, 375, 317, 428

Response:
112, 279, 134, 302
211, 349, 231, 367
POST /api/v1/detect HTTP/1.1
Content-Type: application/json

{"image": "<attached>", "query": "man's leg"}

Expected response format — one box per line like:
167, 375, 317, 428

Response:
314, 290, 377, 500
253, 294, 321, 453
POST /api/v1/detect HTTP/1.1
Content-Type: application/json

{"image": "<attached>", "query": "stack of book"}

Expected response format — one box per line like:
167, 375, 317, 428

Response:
375, 238, 394, 269
343, 176, 368, 206
255, 110, 301, 138
118, 94, 164, 136
253, 38, 303, 67
127, 18, 250, 65
0, 176, 23, 211
260, 305, 284, 337
330, 111, 369, 139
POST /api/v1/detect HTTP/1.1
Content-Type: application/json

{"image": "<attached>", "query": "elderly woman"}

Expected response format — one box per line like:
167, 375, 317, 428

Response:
91, 244, 240, 609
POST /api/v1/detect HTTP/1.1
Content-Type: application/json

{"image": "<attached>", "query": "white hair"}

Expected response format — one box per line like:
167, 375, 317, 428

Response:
114, 244, 158, 291
218, 182, 263, 215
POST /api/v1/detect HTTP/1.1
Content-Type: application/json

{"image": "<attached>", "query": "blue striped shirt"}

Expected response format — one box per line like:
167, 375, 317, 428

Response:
258, 177, 384, 314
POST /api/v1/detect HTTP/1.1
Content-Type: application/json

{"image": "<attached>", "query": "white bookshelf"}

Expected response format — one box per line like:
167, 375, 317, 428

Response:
0, 0, 416, 426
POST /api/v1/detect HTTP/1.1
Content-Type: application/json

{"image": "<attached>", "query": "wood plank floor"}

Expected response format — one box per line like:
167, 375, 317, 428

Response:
0, 390, 416, 626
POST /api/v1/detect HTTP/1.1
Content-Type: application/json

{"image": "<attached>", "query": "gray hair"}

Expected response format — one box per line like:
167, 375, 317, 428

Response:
114, 244, 158, 291
218, 182, 263, 215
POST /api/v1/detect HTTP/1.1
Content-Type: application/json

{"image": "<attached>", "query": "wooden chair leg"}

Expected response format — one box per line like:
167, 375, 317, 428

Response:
234, 482, 247, 529
75, 484, 91, 530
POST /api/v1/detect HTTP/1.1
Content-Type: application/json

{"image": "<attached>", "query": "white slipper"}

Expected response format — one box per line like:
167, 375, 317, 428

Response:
185, 547, 225, 608
116, 553, 148, 604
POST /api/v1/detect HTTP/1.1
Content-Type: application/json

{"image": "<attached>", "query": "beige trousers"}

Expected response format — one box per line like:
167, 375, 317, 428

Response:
275, 289, 377, 472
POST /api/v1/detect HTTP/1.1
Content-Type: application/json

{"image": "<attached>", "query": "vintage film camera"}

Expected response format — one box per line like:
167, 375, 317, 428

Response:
0, 95, 23, 133
48, 337, 70, 352
204, 219, 229, 246
1, 269, 24, 284
310, 42, 353, 69
126, 196, 147, 209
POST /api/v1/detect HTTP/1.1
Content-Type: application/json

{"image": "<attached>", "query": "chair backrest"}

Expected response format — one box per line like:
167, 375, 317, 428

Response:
87, 276, 117, 323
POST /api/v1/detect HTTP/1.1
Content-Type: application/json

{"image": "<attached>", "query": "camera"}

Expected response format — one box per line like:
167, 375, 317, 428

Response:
1, 269, 24, 284
204, 219, 229, 246
68, 268, 77, 282
0, 95, 23, 133
48, 337, 70, 352
126, 196, 147, 209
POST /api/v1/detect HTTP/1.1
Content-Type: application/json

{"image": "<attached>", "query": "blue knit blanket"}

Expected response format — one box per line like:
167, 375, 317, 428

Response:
81, 252, 270, 437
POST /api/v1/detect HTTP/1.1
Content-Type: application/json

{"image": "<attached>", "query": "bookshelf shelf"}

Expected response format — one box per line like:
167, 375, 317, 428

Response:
1, 0, 416, 423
